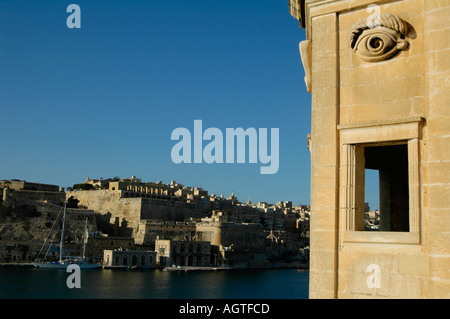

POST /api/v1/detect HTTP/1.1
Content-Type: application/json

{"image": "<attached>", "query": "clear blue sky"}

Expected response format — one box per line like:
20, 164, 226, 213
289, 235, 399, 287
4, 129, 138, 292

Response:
0, 0, 379, 208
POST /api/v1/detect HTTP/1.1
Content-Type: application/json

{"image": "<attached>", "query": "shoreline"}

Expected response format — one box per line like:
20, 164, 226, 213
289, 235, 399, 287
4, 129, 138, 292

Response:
1, 262, 309, 271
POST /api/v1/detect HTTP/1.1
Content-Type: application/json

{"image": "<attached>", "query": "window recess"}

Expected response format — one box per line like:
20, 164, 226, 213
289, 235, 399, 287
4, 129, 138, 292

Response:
338, 117, 423, 244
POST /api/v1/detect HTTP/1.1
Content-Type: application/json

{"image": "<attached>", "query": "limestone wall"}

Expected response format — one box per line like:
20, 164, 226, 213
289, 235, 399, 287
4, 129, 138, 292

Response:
290, 0, 449, 299
140, 198, 204, 221
66, 190, 209, 238
66, 190, 122, 216
8, 190, 65, 205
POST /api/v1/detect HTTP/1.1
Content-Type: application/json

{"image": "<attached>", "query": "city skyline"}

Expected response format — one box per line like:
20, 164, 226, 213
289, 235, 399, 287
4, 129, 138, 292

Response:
0, 0, 379, 208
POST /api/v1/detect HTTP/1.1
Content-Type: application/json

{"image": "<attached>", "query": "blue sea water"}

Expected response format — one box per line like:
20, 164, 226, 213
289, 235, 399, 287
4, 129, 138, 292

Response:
0, 267, 309, 299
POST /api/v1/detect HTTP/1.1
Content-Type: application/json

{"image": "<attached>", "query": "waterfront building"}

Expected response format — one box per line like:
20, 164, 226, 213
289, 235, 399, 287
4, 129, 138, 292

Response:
103, 249, 157, 268
83, 233, 135, 263
155, 239, 211, 267
0, 242, 27, 263
134, 219, 197, 246
196, 217, 266, 267
66, 178, 209, 237
289, 0, 450, 298
0, 176, 310, 268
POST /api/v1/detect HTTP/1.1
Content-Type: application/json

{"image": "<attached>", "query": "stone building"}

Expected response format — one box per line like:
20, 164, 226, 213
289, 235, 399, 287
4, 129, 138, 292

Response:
0, 242, 29, 263
107, 177, 208, 202
196, 217, 266, 267
66, 188, 207, 237
65, 177, 309, 267
103, 249, 157, 268
1, 179, 64, 205
155, 239, 211, 267
134, 219, 197, 246
0, 180, 59, 192
83, 234, 135, 263
289, 0, 449, 298
82, 177, 111, 189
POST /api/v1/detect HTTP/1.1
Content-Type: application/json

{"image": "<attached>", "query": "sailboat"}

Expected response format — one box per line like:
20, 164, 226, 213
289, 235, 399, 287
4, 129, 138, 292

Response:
33, 201, 100, 269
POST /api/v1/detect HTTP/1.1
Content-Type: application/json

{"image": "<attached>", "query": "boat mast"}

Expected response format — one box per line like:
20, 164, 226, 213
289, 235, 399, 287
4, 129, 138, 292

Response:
82, 217, 88, 261
59, 201, 67, 263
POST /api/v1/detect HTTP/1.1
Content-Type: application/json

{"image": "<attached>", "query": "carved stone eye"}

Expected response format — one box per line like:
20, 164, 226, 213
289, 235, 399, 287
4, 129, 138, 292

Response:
353, 27, 407, 62
350, 14, 409, 63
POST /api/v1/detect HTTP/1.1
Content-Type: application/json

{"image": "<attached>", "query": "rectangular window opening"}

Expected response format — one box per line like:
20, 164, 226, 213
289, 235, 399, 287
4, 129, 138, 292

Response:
363, 143, 409, 232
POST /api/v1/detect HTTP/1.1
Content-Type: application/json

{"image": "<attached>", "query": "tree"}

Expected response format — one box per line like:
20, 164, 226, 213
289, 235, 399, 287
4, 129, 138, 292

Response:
72, 183, 94, 191
67, 196, 79, 208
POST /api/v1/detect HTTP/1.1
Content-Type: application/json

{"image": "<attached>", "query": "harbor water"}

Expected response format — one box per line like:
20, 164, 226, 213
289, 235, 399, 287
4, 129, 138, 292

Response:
0, 267, 309, 299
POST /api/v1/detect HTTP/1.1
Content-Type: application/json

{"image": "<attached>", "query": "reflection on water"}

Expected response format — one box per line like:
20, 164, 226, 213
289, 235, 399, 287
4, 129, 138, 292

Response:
0, 267, 309, 299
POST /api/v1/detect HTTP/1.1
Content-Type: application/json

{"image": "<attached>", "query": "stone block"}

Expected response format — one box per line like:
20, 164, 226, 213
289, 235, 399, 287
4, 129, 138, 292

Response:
429, 49, 450, 73
426, 28, 450, 52
310, 186, 338, 211
427, 232, 450, 256
399, 254, 430, 276
312, 84, 338, 106
428, 278, 450, 299
380, 76, 423, 102
311, 123, 337, 148
348, 100, 412, 123
429, 254, 450, 280
428, 85, 450, 115
311, 166, 338, 188
425, 5, 450, 31
345, 83, 382, 105
345, 64, 389, 86
426, 135, 450, 162
426, 208, 450, 233
423, 160, 450, 184
423, 184, 450, 209
310, 207, 339, 226
385, 56, 425, 81
425, 0, 450, 11
310, 228, 338, 250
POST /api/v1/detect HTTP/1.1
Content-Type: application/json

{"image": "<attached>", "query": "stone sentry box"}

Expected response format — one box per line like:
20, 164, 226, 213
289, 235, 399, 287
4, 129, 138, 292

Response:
289, 0, 450, 298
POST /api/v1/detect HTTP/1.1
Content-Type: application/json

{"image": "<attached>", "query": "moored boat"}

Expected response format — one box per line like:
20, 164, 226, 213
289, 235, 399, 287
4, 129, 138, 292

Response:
33, 202, 100, 269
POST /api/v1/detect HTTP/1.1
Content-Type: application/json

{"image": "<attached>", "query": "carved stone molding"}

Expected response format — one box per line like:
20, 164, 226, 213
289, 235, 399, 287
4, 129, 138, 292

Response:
299, 40, 312, 93
350, 14, 409, 62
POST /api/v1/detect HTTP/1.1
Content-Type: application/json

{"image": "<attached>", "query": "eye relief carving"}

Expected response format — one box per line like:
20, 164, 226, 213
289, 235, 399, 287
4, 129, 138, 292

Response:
350, 14, 409, 62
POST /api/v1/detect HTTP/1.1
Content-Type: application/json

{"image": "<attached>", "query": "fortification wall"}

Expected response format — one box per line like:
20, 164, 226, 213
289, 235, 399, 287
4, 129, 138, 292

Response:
66, 190, 122, 216
66, 190, 210, 238
7, 190, 65, 205
116, 198, 143, 236
140, 198, 204, 221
